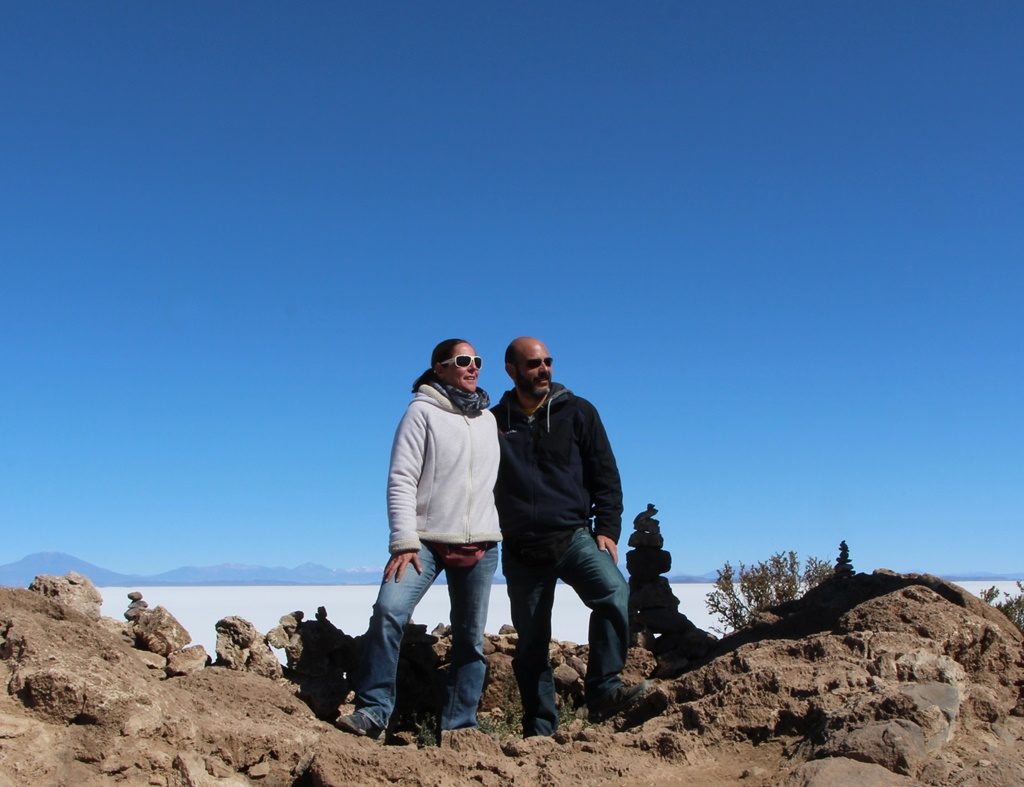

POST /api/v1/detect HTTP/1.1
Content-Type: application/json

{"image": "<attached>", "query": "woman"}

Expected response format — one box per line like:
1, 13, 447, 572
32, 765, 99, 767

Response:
336, 338, 502, 739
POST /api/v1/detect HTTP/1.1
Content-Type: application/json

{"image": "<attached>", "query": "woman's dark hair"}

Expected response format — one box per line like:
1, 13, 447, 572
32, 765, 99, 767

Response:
411, 338, 470, 392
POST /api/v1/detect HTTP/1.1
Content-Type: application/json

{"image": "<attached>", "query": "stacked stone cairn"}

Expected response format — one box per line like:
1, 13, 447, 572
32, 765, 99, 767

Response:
124, 590, 148, 621
834, 539, 854, 579
625, 504, 716, 678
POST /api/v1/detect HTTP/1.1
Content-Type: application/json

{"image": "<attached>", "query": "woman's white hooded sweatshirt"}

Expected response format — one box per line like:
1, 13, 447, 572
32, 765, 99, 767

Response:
387, 385, 502, 554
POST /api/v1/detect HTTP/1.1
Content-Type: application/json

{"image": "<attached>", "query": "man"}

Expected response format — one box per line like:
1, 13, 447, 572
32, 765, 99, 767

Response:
492, 336, 649, 737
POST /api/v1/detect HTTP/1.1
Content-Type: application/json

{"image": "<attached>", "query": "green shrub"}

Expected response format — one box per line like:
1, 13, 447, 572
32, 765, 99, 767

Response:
557, 696, 590, 729
476, 685, 588, 739
981, 581, 1024, 633
477, 685, 523, 739
413, 712, 438, 747
705, 550, 833, 635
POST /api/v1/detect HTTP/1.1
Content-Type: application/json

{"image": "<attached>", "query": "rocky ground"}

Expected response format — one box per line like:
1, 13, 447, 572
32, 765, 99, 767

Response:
1, 569, 1021, 786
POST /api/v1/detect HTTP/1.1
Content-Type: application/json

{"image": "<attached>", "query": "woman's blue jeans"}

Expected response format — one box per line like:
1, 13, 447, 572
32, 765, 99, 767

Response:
353, 542, 498, 731
502, 528, 630, 737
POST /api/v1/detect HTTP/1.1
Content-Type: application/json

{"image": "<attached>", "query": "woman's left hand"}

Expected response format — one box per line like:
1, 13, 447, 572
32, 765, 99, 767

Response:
384, 550, 422, 583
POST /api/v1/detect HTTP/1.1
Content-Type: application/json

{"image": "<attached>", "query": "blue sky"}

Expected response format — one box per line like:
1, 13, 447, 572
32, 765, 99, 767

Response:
2, 3, 1021, 577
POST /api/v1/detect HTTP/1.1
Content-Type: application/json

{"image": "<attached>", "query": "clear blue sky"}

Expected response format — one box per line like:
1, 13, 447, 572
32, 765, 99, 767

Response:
2, 3, 1021, 577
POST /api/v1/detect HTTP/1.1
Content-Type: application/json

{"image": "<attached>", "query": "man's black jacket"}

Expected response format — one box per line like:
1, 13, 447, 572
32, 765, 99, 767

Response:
491, 383, 623, 543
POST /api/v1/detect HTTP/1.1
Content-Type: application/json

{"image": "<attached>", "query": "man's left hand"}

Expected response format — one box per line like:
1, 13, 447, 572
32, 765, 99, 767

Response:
596, 534, 619, 564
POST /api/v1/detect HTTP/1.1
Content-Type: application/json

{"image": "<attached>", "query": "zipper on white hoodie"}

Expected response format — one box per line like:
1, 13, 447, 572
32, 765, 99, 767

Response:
465, 414, 472, 542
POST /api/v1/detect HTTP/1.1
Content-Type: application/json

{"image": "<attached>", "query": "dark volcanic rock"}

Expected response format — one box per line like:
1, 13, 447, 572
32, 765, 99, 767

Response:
625, 504, 717, 677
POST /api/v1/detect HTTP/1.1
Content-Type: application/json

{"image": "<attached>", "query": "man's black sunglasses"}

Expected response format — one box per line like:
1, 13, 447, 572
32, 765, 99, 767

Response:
524, 357, 553, 369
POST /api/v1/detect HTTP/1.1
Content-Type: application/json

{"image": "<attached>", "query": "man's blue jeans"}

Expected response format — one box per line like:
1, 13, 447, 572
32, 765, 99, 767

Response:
353, 542, 498, 731
502, 528, 630, 737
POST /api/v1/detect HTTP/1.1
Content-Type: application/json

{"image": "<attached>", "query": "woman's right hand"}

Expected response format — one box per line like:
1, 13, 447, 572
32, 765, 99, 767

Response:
384, 549, 422, 583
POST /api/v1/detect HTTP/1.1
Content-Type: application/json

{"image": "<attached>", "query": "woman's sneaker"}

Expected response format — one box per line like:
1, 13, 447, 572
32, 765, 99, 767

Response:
335, 711, 384, 740
587, 680, 651, 722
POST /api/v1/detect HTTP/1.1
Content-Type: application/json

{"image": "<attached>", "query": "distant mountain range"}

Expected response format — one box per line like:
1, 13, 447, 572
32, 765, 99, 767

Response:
0, 552, 383, 588
0, 552, 1019, 589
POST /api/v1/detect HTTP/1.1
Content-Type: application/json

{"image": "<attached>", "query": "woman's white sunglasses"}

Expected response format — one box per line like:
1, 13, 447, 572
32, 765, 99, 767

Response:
440, 355, 483, 369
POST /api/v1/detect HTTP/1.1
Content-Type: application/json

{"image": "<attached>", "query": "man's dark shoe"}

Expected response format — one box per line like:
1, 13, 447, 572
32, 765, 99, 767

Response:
587, 680, 651, 722
335, 711, 384, 740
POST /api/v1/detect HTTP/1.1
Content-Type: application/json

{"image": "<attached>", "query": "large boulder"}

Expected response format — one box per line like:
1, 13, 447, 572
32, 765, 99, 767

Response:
27, 572, 102, 619
132, 606, 191, 656
214, 616, 283, 679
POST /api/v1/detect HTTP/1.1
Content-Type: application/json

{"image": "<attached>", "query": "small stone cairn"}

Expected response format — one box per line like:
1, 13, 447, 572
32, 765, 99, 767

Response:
625, 504, 715, 678
124, 590, 148, 621
834, 539, 854, 579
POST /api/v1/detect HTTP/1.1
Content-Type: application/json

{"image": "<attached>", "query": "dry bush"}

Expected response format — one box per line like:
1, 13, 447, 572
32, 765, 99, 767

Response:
705, 550, 833, 635
981, 581, 1024, 633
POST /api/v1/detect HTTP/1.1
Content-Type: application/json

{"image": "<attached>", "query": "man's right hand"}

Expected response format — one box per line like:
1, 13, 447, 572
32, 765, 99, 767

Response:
595, 534, 619, 565
383, 550, 422, 583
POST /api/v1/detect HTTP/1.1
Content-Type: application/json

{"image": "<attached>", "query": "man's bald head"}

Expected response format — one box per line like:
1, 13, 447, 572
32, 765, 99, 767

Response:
505, 337, 549, 365
504, 337, 553, 406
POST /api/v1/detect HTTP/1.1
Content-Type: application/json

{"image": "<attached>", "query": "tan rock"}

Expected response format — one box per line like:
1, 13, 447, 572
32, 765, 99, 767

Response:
27, 571, 102, 618
134, 649, 169, 671
247, 760, 271, 778
134, 605, 192, 656
167, 645, 210, 677
214, 616, 283, 679
785, 756, 920, 786
821, 719, 928, 775
553, 662, 581, 690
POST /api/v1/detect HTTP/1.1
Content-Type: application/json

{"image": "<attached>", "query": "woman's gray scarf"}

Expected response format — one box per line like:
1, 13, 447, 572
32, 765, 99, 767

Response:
430, 382, 491, 413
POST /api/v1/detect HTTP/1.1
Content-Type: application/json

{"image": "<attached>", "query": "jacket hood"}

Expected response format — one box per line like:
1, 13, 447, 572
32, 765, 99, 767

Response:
495, 382, 573, 432
414, 385, 457, 412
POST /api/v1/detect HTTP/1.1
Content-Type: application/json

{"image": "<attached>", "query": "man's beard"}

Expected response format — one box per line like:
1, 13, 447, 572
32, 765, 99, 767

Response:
514, 367, 550, 399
